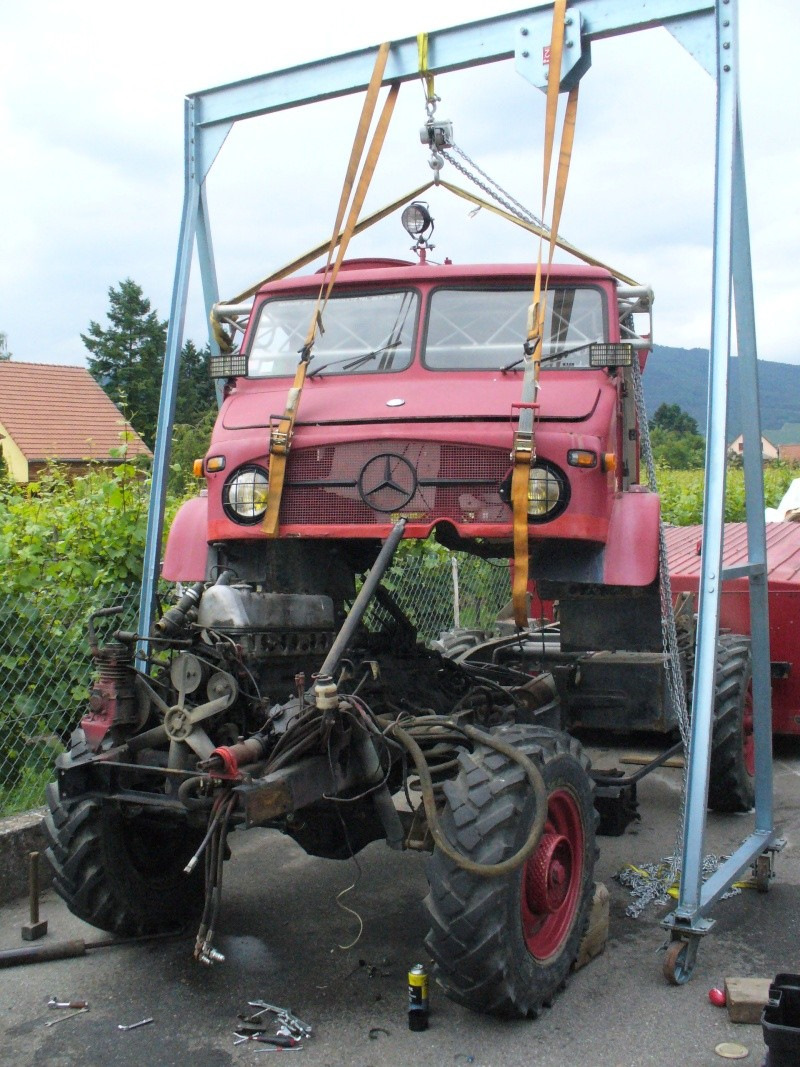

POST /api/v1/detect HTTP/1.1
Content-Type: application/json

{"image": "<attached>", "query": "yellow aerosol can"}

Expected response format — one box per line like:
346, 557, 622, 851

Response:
408, 962, 429, 1031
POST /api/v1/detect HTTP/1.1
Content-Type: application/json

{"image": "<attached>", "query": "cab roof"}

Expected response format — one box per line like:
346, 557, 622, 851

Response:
256, 259, 616, 296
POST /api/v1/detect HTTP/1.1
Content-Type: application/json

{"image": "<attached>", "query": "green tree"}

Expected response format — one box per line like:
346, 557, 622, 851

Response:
650, 402, 700, 436
175, 340, 217, 426
649, 402, 705, 469
650, 426, 705, 469
82, 280, 167, 448
83, 282, 217, 450
169, 408, 217, 496
0, 332, 11, 360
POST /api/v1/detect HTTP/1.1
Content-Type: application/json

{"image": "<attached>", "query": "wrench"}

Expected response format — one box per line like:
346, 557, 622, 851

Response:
253, 1049, 303, 1055
247, 1002, 312, 1038
45, 1008, 88, 1027
118, 1017, 154, 1031
233, 1035, 302, 1048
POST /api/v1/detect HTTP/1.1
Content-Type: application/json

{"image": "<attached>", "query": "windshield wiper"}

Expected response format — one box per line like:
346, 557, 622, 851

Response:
501, 340, 597, 374
308, 340, 401, 378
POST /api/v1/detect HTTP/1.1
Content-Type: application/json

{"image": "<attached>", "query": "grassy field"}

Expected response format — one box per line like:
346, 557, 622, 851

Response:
656, 464, 800, 526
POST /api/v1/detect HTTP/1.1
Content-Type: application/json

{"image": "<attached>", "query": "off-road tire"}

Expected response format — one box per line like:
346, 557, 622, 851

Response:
44, 779, 206, 937
424, 724, 596, 1018
708, 635, 754, 813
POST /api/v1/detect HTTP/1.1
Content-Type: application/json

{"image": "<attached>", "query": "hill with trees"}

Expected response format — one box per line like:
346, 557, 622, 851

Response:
643, 345, 800, 442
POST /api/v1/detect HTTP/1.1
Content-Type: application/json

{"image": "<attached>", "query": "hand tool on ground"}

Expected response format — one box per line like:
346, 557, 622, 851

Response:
21, 852, 47, 941
45, 1007, 89, 1026
118, 1017, 154, 1031
234, 1034, 303, 1047
0, 929, 184, 969
247, 1001, 313, 1038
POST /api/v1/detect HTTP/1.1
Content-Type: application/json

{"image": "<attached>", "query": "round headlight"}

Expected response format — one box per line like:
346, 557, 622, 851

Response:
527, 465, 565, 518
222, 465, 269, 524
401, 201, 433, 238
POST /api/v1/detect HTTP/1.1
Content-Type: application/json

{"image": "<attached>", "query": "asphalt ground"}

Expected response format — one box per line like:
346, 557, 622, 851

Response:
1, 739, 799, 1067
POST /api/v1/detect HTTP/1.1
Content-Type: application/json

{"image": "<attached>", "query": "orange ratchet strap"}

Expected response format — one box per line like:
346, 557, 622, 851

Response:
262, 44, 398, 537
511, 0, 580, 627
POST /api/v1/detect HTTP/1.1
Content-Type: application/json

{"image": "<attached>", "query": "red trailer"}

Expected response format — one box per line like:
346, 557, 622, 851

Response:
666, 521, 800, 737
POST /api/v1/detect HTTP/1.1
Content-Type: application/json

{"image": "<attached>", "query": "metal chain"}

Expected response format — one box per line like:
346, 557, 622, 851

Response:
441, 144, 551, 234
627, 354, 694, 907
616, 854, 740, 920
633, 355, 691, 750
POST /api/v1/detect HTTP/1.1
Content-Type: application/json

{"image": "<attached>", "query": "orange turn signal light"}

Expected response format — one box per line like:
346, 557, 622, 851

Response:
602, 453, 617, 473
567, 449, 597, 468
192, 459, 204, 478
205, 456, 226, 473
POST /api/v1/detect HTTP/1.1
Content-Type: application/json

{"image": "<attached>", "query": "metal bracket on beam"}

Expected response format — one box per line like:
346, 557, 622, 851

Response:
515, 10, 592, 91
666, 14, 716, 76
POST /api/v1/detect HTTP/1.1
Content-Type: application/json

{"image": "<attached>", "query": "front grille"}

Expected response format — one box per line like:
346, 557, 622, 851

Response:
281, 440, 510, 525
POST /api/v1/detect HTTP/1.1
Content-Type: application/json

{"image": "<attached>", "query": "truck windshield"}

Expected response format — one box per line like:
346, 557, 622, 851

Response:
424, 286, 606, 370
247, 290, 418, 378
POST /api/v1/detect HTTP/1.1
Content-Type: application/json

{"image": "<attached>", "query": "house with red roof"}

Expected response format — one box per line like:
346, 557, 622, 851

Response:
0, 361, 151, 482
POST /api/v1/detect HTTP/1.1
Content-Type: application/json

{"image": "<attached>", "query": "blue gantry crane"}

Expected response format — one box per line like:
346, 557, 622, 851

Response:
140, 1, 780, 982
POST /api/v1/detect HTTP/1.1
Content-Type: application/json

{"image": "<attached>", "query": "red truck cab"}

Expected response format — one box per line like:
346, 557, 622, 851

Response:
164, 258, 658, 596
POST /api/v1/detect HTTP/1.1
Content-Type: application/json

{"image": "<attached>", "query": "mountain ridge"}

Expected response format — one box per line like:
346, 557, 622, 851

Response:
643, 345, 800, 442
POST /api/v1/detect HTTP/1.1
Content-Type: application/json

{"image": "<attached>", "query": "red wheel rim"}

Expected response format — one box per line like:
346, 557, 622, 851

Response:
743, 684, 755, 778
520, 789, 584, 959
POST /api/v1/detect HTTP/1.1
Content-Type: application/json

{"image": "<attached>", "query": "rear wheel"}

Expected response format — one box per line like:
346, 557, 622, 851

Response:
708, 635, 754, 813
44, 778, 205, 937
424, 725, 596, 1017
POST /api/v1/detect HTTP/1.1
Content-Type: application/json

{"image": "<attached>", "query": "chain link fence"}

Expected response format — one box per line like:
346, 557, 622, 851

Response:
0, 552, 510, 818
0, 585, 140, 817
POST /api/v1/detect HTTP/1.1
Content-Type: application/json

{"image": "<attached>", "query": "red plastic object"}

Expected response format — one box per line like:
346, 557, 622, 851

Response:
709, 987, 727, 1007
209, 746, 239, 778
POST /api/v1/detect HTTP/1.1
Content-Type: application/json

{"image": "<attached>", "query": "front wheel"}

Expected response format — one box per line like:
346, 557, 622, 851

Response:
44, 777, 206, 937
424, 725, 596, 1017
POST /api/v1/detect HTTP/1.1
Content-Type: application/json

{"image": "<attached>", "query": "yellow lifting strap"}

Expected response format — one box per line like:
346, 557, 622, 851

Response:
262, 44, 398, 537
437, 179, 635, 284
417, 32, 436, 103
511, 0, 580, 628
215, 181, 436, 313
212, 176, 634, 330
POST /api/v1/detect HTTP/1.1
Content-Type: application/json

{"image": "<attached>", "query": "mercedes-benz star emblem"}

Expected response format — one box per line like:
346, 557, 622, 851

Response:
357, 453, 418, 512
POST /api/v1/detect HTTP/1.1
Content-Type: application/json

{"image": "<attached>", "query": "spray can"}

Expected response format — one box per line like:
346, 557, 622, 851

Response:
408, 963, 429, 1031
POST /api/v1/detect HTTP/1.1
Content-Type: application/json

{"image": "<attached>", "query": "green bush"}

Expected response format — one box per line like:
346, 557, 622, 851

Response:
0, 461, 149, 807
656, 464, 800, 526
0, 461, 149, 588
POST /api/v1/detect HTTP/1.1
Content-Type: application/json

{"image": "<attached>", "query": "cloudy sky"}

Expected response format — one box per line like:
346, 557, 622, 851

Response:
2, 0, 798, 369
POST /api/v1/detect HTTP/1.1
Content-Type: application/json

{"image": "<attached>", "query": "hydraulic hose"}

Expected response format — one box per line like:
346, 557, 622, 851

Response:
386, 721, 548, 878
178, 776, 214, 811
